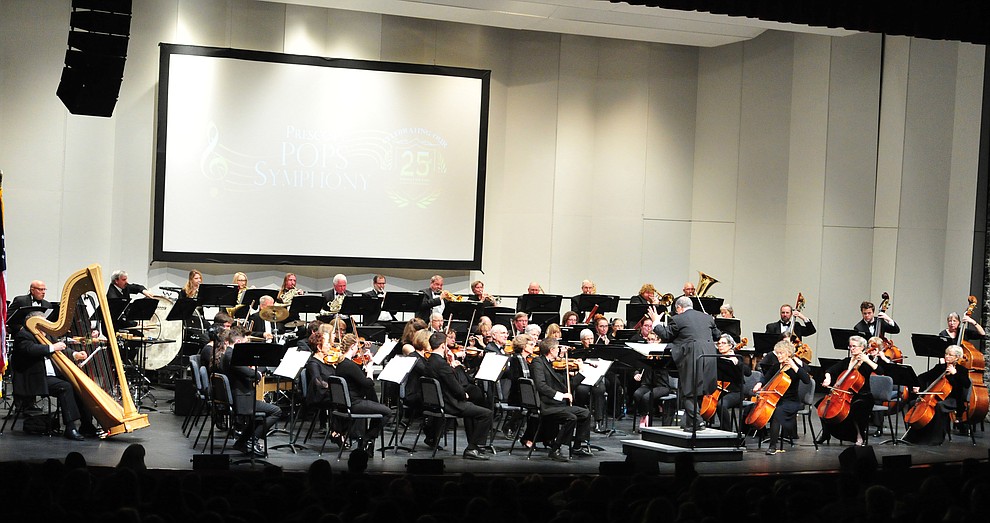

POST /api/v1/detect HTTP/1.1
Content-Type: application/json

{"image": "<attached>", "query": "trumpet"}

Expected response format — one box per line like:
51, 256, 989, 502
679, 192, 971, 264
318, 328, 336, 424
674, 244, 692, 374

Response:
440, 290, 464, 301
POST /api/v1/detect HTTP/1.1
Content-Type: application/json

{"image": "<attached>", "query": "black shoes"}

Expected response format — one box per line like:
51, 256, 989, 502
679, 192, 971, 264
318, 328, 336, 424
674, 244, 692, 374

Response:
571, 445, 594, 457
64, 428, 84, 441
463, 448, 490, 461
682, 422, 706, 432
79, 424, 99, 438
548, 448, 569, 462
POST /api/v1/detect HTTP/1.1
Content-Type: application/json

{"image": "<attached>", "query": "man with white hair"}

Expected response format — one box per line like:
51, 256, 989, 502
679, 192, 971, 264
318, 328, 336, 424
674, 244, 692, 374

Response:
322, 273, 353, 304
248, 295, 282, 341
486, 324, 509, 354
524, 323, 542, 340
649, 297, 719, 432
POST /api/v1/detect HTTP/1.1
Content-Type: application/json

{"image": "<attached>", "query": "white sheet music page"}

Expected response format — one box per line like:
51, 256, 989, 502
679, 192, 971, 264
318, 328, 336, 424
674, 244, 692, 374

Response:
373, 338, 398, 365
580, 358, 612, 385
475, 353, 509, 382
625, 342, 668, 357
378, 355, 417, 384
274, 347, 312, 378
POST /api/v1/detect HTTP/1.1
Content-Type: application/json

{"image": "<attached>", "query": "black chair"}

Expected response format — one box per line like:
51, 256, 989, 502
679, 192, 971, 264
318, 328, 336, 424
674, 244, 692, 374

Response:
867, 374, 898, 444
948, 384, 980, 445
491, 379, 522, 448
323, 376, 386, 460
205, 374, 236, 453
183, 354, 208, 437
508, 378, 543, 459
0, 394, 57, 436
413, 377, 460, 457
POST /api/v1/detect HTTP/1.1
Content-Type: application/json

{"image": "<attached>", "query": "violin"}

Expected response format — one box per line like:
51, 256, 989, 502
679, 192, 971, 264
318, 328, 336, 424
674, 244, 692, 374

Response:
816, 354, 868, 423
552, 359, 580, 371
745, 358, 795, 429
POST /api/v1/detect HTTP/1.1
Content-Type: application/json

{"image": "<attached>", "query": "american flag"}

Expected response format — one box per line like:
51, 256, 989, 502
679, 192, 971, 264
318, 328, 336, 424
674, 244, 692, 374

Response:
0, 173, 8, 390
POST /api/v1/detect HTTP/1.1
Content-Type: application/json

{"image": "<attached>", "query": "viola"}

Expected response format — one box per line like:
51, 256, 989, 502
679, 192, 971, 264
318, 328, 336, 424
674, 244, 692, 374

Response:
816, 364, 866, 423
745, 361, 794, 429
903, 367, 955, 429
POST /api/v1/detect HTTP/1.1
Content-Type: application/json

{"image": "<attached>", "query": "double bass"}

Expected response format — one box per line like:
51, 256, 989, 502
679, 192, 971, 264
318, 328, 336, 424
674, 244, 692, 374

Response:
877, 292, 905, 363
787, 293, 813, 363
955, 296, 989, 424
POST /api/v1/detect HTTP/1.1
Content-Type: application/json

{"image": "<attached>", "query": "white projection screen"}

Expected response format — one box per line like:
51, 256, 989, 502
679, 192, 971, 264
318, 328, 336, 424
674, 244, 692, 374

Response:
153, 44, 489, 269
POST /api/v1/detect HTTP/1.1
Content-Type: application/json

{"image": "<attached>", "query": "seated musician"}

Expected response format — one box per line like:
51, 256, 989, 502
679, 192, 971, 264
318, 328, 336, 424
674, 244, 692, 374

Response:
425, 332, 493, 460
468, 279, 497, 305
529, 337, 594, 461
404, 329, 436, 445
177, 269, 202, 299
573, 328, 607, 432
569, 280, 596, 314
486, 324, 510, 354
753, 339, 811, 455
399, 317, 427, 356
632, 332, 672, 428
334, 333, 392, 451
445, 327, 485, 405
294, 320, 323, 353
218, 325, 281, 457
305, 325, 342, 442
428, 312, 445, 335
276, 272, 302, 305
416, 274, 446, 320
107, 270, 155, 302
524, 323, 542, 341
592, 315, 612, 345
322, 273, 354, 304
198, 312, 234, 373
10, 311, 98, 440
719, 304, 734, 319
903, 345, 970, 445
765, 303, 816, 338
609, 318, 625, 338
561, 311, 580, 327
232, 272, 249, 302
248, 295, 283, 342
854, 300, 900, 339
714, 333, 750, 429
511, 312, 529, 337
816, 335, 880, 446
501, 334, 536, 438
939, 311, 986, 341
629, 317, 653, 343
527, 282, 543, 294
544, 323, 562, 341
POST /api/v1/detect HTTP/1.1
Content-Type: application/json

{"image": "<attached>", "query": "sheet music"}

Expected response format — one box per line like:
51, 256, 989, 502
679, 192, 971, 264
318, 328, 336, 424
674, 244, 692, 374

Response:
373, 338, 398, 365
580, 358, 612, 385
273, 346, 311, 378
475, 353, 509, 382
378, 355, 417, 384
625, 342, 668, 356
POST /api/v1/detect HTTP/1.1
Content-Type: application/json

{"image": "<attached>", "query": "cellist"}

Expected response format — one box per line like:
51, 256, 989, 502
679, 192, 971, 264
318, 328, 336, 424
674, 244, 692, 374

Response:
713, 333, 749, 429
816, 336, 881, 446
753, 339, 811, 455
903, 345, 970, 445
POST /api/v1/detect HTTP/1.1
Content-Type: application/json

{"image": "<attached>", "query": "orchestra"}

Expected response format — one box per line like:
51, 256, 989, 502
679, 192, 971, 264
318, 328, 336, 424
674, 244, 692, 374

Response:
5, 266, 988, 466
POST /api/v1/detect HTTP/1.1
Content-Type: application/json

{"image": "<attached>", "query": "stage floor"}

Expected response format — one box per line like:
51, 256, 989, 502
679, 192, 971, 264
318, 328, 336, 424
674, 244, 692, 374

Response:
2, 386, 988, 476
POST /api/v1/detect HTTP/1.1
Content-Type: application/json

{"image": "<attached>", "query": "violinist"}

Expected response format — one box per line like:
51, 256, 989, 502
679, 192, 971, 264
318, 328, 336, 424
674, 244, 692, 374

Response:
304, 326, 342, 441
486, 324, 510, 354
544, 323, 563, 341
903, 345, 970, 445
469, 316, 493, 347
219, 325, 281, 457
502, 334, 536, 438
714, 333, 749, 429
854, 300, 900, 339
753, 339, 810, 455
529, 338, 594, 461
866, 336, 894, 365
816, 336, 880, 446
445, 328, 486, 406
939, 311, 985, 341
424, 332, 493, 460
399, 317, 428, 356
765, 304, 816, 337
332, 333, 392, 451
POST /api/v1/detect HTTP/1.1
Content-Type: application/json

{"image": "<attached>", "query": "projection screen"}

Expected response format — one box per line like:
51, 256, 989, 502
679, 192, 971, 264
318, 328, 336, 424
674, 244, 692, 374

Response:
153, 44, 489, 269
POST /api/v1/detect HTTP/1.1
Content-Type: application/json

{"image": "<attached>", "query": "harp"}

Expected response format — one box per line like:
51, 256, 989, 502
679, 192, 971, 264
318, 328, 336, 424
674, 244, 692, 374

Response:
25, 264, 150, 436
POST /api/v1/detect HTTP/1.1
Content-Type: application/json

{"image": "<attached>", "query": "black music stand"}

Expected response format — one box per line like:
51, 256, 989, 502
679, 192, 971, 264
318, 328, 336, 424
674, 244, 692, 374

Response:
385, 321, 406, 341
339, 295, 381, 325
491, 312, 514, 331
289, 295, 324, 325
562, 324, 590, 344
198, 284, 238, 308
381, 292, 423, 320
715, 318, 741, 342
572, 294, 620, 315
626, 303, 667, 325
122, 298, 161, 411
613, 329, 635, 341
106, 298, 130, 330
443, 300, 484, 322
241, 288, 278, 306
530, 312, 560, 329
912, 333, 952, 370
829, 328, 859, 352
516, 294, 563, 314
689, 297, 723, 316
356, 326, 387, 344
229, 342, 287, 466
5, 306, 47, 332
751, 333, 780, 357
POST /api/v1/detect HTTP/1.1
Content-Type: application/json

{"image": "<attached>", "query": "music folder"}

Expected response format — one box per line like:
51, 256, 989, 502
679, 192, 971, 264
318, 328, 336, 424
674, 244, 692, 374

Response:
230, 342, 288, 368
197, 284, 239, 307
378, 355, 417, 384
289, 295, 325, 315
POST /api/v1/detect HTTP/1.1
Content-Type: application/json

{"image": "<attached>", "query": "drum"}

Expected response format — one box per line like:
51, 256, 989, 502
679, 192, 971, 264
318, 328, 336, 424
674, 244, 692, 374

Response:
143, 296, 184, 370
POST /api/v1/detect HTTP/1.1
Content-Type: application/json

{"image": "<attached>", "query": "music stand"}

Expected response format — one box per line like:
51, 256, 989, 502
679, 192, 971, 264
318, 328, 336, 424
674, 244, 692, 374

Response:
715, 318, 741, 342
356, 325, 387, 344
122, 298, 161, 411
911, 333, 952, 369
562, 324, 590, 344
751, 333, 780, 357
690, 297, 723, 316
443, 300, 484, 322
530, 312, 560, 329
5, 306, 47, 332
626, 303, 667, 325
339, 295, 381, 325
491, 312, 514, 331
381, 292, 423, 320
229, 342, 288, 466
829, 328, 860, 351
516, 294, 563, 314
384, 320, 406, 341
572, 294, 620, 314
613, 329, 635, 341
106, 298, 130, 330
241, 288, 278, 306
198, 284, 238, 308
289, 295, 324, 324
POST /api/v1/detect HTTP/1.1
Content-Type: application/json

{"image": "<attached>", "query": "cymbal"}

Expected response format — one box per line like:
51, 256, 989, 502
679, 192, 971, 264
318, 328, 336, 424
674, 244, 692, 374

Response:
284, 320, 306, 328
258, 305, 289, 322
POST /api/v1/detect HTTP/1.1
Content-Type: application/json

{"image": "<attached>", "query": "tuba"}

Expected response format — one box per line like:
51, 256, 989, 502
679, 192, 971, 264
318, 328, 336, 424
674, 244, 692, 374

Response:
25, 265, 150, 436
696, 271, 720, 297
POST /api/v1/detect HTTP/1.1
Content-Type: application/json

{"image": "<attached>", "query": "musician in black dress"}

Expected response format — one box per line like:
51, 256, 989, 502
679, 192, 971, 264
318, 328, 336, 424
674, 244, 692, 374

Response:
631, 331, 672, 428
333, 333, 391, 450
753, 339, 811, 455
529, 338, 593, 461
714, 333, 749, 430
903, 345, 970, 445
816, 335, 881, 445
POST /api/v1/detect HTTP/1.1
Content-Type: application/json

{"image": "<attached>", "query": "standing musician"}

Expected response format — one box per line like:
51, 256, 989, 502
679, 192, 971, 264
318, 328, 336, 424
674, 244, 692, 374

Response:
903, 345, 970, 445
529, 338, 594, 461
939, 311, 986, 341
468, 280, 497, 305
714, 333, 750, 430
107, 270, 156, 302
765, 304, 816, 338
218, 325, 281, 457
753, 339, 811, 455
853, 300, 900, 339
416, 275, 446, 320
649, 296, 719, 432
177, 269, 202, 299
425, 332, 493, 460
816, 335, 881, 446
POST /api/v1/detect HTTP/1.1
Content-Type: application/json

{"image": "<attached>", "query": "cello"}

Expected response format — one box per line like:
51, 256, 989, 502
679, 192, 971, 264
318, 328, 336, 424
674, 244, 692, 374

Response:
745, 355, 797, 429
816, 352, 869, 423
700, 337, 747, 421
903, 367, 955, 429
955, 296, 989, 424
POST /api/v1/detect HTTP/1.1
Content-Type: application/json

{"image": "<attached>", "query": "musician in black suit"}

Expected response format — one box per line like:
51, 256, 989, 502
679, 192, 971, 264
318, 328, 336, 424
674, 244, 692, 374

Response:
569, 280, 596, 315
650, 296, 719, 431
416, 275, 445, 320
426, 332, 492, 460
248, 295, 284, 341
106, 270, 154, 303
764, 304, 816, 338
853, 300, 900, 339
10, 311, 97, 440
363, 273, 396, 322
529, 337, 593, 461
219, 326, 282, 457
7, 281, 53, 332
322, 273, 354, 304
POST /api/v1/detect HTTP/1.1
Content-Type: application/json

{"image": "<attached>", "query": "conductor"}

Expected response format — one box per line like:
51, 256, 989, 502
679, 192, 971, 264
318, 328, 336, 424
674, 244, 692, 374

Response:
649, 296, 719, 431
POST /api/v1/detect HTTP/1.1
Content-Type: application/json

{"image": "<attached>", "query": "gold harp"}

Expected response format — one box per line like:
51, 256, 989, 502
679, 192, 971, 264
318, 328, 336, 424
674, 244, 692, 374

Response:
25, 264, 150, 436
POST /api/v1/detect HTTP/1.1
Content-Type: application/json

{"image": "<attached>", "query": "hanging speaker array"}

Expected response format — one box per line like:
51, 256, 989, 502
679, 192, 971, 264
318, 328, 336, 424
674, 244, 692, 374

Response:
56, 0, 132, 117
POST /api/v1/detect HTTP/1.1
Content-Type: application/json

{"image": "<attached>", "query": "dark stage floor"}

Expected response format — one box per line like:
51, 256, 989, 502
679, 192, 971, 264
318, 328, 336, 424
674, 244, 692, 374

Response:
2, 386, 988, 476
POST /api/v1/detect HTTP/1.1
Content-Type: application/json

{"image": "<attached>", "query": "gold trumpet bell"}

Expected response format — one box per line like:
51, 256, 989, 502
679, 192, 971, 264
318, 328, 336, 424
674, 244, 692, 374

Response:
697, 271, 719, 298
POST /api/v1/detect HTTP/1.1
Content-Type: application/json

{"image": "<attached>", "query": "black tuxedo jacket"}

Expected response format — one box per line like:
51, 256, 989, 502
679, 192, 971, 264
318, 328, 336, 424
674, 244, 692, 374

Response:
11, 328, 65, 397
764, 320, 817, 338
322, 289, 354, 304
417, 288, 443, 320
425, 355, 473, 413
106, 283, 147, 302
220, 349, 261, 416
248, 312, 285, 337
530, 356, 580, 407
853, 318, 900, 338
10, 294, 53, 312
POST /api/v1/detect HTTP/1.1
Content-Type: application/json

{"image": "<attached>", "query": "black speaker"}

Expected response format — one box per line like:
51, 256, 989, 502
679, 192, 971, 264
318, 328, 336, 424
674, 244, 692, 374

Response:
172, 378, 195, 416
56, 0, 132, 117
839, 445, 878, 474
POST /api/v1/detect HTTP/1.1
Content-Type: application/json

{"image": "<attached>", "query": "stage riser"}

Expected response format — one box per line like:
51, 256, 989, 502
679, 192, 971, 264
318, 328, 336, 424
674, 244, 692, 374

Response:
639, 426, 741, 448
622, 440, 744, 462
